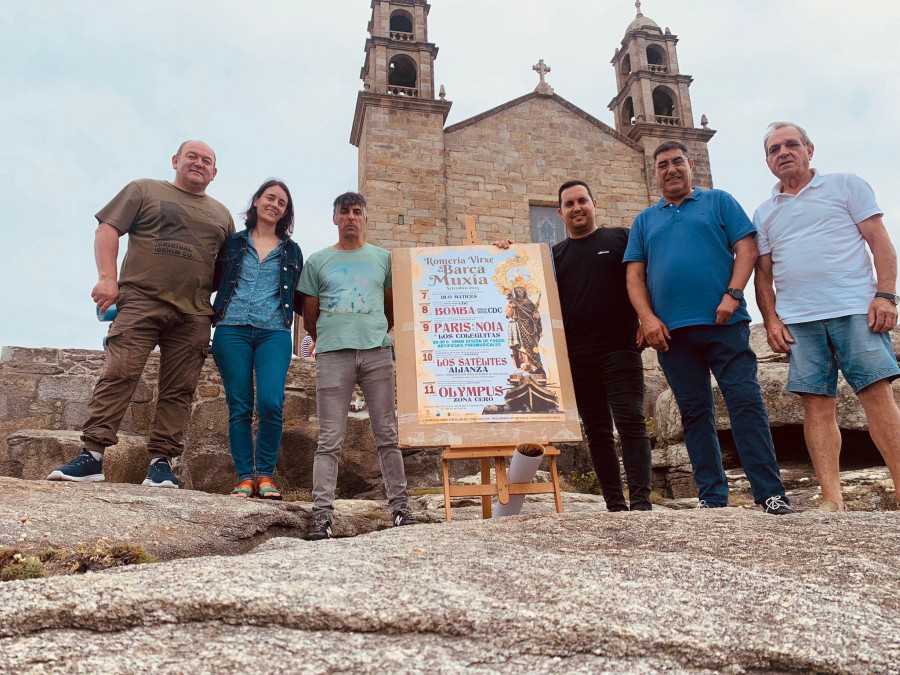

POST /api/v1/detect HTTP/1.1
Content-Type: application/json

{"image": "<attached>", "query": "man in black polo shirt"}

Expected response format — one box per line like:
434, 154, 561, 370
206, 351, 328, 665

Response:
553, 180, 651, 511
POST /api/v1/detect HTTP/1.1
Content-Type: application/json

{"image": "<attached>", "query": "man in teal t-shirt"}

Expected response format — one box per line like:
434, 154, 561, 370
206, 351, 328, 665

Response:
298, 192, 417, 539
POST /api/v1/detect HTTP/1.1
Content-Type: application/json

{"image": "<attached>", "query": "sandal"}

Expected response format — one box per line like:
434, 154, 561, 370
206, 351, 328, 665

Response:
230, 479, 255, 498
256, 477, 282, 501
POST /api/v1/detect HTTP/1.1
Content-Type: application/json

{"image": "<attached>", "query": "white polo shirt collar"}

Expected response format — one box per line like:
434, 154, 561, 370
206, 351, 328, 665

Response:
771, 168, 823, 199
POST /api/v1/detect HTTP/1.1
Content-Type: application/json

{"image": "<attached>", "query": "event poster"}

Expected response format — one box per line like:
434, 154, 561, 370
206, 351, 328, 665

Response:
408, 244, 566, 425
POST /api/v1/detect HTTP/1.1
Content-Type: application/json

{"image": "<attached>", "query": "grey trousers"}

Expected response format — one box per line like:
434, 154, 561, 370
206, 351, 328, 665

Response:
312, 347, 409, 520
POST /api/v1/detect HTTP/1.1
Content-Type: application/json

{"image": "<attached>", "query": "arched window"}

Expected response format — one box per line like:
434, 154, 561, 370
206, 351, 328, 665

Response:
388, 54, 418, 96
621, 54, 631, 76
390, 11, 413, 39
646, 45, 667, 73
622, 97, 635, 126
652, 86, 679, 124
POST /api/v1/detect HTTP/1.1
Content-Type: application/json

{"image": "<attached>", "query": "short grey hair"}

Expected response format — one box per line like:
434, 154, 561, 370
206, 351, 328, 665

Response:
763, 122, 812, 153
333, 191, 367, 217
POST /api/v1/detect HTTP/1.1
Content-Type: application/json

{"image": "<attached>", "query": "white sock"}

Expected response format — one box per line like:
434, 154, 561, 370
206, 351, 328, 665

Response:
87, 450, 102, 461
150, 457, 162, 465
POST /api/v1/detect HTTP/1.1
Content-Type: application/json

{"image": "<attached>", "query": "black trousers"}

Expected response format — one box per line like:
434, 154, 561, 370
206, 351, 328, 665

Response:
569, 349, 652, 509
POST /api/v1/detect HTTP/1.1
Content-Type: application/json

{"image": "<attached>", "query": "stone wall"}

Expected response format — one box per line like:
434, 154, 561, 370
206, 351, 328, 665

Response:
0, 346, 229, 487
0, 345, 550, 496
5, 325, 896, 501
444, 94, 650, 245
358, 103, 449, 249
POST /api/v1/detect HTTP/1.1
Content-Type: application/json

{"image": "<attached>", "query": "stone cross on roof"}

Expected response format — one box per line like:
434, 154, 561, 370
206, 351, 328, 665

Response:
533, 59, 554, 96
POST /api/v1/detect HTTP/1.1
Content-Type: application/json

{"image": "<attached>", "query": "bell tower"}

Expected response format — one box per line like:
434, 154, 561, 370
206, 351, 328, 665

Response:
350, 0, 453, 249
608, 1, 716, 197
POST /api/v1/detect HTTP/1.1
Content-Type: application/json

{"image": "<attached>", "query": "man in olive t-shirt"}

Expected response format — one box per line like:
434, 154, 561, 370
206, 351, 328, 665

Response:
48, 140, 235, 488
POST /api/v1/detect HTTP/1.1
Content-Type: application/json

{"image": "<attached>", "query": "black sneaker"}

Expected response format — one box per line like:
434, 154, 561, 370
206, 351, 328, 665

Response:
306, 517, 333, 541
630, 502, 652, 512
762, 496, 794, 515
392, 507, 419, 527
142, 459, 179, 488
47, 449, 105, 482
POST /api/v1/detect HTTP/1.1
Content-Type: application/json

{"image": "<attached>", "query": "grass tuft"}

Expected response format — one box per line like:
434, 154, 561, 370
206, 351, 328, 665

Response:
362, 512, 390, 521
565, 471, 603, 495
410, 487, 443, 496
0, 548, 47, 581
1, 541, 157, 579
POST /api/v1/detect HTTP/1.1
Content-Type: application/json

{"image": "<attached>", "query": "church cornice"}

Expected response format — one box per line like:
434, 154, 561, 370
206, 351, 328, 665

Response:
625, 122, 716, 144
350, 91, 453, 147
365, 36, 439, 58
607, 72, 694, 110
370, 0, 430, 10
444, 91, 642, 151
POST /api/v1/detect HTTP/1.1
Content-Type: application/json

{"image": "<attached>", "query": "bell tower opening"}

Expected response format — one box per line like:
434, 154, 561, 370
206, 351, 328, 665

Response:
622, 97, 635, 126
652, 86, 678, 124
390, 10, 413, 39
646, 44, 667, 72
388, 54, 418, 95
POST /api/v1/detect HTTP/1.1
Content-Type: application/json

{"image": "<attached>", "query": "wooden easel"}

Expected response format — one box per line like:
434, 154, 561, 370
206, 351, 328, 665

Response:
464, 216, 481, 245
437, 221, 564, 521
440, 445, 564, 522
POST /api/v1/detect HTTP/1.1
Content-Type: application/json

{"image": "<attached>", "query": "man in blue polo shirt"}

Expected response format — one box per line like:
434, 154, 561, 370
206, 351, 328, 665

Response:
624, 141, 791, 514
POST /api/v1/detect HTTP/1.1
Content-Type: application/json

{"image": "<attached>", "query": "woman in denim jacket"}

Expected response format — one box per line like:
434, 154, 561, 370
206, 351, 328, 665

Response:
212, 179, 303, 499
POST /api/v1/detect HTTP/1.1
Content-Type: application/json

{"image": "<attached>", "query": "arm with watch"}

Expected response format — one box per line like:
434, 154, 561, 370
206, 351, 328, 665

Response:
858, 214, 899, 333
716, 234, 758, 325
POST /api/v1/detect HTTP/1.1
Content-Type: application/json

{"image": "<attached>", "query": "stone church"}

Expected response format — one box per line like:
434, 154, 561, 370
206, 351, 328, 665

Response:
350, 0, 716, 250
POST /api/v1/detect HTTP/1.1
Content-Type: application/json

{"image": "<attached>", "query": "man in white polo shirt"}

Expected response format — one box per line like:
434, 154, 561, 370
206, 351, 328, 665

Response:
753, 121, 900, 511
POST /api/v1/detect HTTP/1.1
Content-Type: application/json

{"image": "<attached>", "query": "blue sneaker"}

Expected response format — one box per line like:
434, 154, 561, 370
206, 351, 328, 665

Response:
142, 458, 179, 488
47, 449, 105, 482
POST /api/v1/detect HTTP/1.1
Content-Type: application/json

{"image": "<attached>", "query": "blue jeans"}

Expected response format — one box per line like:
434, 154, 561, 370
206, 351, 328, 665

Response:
212, 325, 292, 481
312, 347, 409, 521
657, 322, 787, 507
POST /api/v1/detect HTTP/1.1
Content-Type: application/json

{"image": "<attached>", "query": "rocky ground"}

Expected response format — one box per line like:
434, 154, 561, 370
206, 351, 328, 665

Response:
1, 475, 899, 674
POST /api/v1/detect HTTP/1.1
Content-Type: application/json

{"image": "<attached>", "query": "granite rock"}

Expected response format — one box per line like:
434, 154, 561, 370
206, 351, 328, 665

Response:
1, 507, 899, 673
5, 429, 148, 483
0, 477, 406, 561
653, 361, 900, 443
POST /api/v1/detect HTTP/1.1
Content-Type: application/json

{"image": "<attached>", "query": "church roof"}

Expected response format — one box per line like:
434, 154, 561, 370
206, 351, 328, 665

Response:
627, 13, 661, 33
626, 1, 662, 34
444, 91, 642, 151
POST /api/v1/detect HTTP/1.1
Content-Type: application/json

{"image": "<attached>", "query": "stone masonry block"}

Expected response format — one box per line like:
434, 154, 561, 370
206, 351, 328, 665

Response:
37, 375, 98, 402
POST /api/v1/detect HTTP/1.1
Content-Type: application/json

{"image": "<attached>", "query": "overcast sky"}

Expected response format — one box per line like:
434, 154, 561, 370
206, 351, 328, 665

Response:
3, 0, 898, 350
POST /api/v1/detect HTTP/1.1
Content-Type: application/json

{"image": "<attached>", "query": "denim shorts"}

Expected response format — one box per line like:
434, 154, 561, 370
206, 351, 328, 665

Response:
786, 314, 900, 396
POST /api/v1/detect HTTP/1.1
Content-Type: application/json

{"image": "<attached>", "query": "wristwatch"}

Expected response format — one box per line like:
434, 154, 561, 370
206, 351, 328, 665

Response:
725, 288, 744, 300
874, 292, 900, 305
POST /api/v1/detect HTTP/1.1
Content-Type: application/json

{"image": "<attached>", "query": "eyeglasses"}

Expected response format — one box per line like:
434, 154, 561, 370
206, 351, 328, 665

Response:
655, 156, 687, 171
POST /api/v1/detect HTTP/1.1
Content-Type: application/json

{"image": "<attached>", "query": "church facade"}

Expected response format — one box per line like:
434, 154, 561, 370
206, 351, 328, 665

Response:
350, 0, 716, 249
